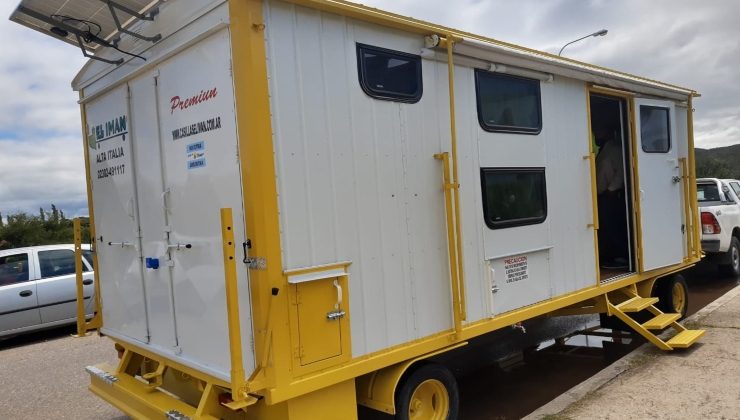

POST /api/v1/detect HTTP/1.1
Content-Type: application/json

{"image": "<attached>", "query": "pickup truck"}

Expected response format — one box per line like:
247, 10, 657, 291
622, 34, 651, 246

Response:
697, 178, 740, 276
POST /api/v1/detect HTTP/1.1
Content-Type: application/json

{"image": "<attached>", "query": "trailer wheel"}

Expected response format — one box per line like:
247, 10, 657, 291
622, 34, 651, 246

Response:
719, 236, 740, 277
395, 363, 458, 420
655, 275, 689, 319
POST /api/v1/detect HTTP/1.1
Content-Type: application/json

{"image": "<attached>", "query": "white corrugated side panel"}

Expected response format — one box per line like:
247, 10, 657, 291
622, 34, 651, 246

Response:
265, 2, 456, 356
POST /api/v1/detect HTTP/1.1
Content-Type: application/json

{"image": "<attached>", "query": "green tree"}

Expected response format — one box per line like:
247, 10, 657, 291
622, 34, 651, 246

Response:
0, 204, 88, 250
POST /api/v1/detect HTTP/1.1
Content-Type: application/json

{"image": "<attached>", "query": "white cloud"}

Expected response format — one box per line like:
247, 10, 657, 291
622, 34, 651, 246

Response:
0, 0, 738, 217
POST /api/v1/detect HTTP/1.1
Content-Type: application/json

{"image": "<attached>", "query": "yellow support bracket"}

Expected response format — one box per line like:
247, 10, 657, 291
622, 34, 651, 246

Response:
219, 208, 248, 404
73, 217, 101, 337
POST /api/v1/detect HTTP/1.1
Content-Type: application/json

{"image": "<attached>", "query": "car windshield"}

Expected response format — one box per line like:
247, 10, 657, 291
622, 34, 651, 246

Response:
697, 183, 722, 202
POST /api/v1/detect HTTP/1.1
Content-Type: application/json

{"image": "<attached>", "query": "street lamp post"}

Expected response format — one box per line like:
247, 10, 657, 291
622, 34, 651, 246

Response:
558, 29, 608, 56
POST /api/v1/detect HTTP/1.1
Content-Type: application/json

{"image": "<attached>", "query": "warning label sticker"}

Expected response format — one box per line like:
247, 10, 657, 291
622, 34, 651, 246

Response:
504, 255, 528, 284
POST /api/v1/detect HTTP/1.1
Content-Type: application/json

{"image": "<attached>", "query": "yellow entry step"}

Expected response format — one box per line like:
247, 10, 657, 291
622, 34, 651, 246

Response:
667, 329, 706, 348
642, 313, 681, 330
617, 297, 658, 313
605, 288, 704, 351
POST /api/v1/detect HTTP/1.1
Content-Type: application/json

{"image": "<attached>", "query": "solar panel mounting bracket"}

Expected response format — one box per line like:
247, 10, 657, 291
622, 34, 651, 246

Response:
104, 0, 162, 44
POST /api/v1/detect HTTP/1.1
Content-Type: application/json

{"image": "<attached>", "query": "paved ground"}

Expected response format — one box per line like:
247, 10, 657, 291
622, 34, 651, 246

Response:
526, 284, 740, 420
0, 327, 124, 420
1, 269, 734, 419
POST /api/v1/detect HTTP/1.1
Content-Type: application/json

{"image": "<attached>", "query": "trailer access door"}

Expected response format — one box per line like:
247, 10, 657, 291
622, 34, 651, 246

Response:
86, 85, 149, 343
634, 98, 684, 271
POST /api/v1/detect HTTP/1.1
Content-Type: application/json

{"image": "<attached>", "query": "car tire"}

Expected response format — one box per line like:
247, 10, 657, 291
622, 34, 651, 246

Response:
395, 363, 459, 420
655, 274, 689, 319
718, 236, 740, 277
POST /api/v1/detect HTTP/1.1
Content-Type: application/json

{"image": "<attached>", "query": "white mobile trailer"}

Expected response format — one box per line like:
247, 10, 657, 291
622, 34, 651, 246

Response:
11, 0, 704, 418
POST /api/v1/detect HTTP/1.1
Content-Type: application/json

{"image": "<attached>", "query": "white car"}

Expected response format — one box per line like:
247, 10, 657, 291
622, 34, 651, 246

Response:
0, 244, 95, 338
697, 178, 740, 276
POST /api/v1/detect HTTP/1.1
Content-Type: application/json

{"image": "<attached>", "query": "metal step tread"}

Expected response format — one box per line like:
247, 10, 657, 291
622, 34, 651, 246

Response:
643, 313, 681, 330
667, 329, 706, 349
617, 297, 659, 313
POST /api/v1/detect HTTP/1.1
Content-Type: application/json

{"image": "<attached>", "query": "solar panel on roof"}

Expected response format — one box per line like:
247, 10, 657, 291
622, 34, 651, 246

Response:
9, 0, 161, 63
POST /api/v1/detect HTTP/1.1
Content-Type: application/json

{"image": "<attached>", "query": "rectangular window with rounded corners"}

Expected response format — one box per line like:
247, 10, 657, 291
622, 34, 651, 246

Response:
0, 253, 29, 286
640, 105, 671, 153
475, 70, 542, 134
481, 168, 547, 229
356, 43, 422, 103
39, 249, 77, 279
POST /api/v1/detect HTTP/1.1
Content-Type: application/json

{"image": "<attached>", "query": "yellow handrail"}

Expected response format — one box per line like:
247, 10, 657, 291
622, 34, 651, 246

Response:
445, 35, 467, 321
434, 152, 462, 336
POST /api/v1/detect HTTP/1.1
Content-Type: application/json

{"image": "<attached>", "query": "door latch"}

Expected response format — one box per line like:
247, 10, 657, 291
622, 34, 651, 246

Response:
326, 310, 346, 321
672, 175, 681, 184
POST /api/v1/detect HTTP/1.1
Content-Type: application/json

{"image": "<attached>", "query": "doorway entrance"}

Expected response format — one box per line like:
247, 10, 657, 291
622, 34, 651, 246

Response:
590, 94, 636, 281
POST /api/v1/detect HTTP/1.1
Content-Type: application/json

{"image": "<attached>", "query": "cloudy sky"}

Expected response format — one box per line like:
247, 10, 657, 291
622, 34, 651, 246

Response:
1, 0, 739, 218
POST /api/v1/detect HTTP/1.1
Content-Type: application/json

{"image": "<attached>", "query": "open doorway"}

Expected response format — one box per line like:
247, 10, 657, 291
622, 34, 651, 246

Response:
590, 94, 636, 281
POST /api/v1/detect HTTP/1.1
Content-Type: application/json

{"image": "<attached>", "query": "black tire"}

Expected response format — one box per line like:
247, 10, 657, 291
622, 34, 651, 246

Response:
718, 236, 740, 277
655, 274, 689, 319
395, 363, 459, 420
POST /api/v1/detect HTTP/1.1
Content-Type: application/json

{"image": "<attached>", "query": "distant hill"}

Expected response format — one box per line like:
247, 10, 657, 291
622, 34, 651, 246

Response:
695, 144, 740, 180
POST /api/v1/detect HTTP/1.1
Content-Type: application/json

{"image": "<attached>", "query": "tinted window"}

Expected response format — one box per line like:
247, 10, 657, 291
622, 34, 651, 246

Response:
356, 44, 422, 103
697, 183, 721, 202
640, 106, 671, 153
0, 253, 29, 286
730, 182, 740, 199
82, 250, 94, 272
39, 249, 77, 279
481, 168, 547, 229
475, 70, 542, 134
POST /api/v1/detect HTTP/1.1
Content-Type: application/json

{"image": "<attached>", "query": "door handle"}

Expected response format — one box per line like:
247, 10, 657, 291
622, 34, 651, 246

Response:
333, 279, 343, 310
19, 290, 33, 297
83, 279, 93, 285
672, 175, 681, 184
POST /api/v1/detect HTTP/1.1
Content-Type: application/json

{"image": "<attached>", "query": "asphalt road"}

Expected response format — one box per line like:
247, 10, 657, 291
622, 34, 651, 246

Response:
0, 264, 736, 420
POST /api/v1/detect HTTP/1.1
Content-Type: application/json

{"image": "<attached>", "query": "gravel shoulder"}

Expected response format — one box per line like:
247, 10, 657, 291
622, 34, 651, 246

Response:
0, 327, 125, 420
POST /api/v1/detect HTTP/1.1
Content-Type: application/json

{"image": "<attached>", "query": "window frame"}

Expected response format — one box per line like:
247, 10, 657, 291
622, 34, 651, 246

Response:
480, 167, 548, 230
356, 43, 423, 104
474, 70, 543, 135
639, 105, 671, 153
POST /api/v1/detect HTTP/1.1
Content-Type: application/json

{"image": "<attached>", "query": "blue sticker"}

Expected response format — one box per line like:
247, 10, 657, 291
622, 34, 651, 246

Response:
186, 140, 205, 154
187, 158, 207, 170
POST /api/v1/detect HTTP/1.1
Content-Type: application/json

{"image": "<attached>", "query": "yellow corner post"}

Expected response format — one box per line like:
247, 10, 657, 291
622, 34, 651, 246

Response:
229, 0, 291, 391
220, 208, 248, 405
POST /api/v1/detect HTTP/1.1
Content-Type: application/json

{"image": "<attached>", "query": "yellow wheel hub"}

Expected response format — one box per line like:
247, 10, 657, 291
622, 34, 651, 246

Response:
672, 282, 686, 314
408, 379, 449, 420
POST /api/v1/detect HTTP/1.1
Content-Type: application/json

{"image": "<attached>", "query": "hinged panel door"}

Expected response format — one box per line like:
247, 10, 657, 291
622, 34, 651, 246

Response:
634, 98, 684, 271
294, 278, 343, 365
86, 85, 149, 343
153, 29, 254, 378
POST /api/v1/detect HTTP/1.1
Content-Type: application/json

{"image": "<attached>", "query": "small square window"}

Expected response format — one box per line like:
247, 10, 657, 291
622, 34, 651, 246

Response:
640, 106, 671, 153
356, 43, 422, 103
481, 168, 547, 229
475, 70, 542, 134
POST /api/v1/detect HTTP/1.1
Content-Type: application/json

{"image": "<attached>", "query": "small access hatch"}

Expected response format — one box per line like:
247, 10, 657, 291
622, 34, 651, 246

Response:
286, 265, 350, 372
